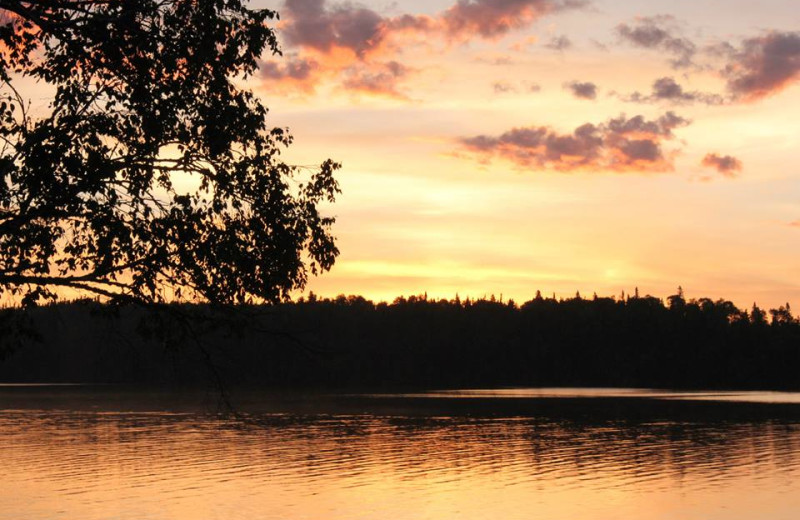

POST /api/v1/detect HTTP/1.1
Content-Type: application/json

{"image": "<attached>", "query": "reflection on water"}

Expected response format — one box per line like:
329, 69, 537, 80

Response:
2, 389, 800, 520
393, 388, 800, 403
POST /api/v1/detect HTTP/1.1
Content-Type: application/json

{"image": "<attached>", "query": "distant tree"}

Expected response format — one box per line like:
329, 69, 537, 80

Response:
667, 286, 685, 311
770, 304, 797, 325
0, 1, 339, 306
751, 303, 768, 326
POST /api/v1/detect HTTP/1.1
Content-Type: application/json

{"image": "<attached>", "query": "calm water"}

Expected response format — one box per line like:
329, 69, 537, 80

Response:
2, 388, 800, 520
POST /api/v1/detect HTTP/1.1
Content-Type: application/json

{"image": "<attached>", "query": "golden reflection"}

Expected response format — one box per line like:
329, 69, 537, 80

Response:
2, 396, 800, 520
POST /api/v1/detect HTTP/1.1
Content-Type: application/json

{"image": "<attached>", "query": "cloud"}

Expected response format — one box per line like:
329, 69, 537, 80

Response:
564, 80, 598, 100
701, 153, 742, 177
790, 221, 800, 228
544, 35, 572, 51
281, 0, 388, 57
341, 61, 410, 99
273, 0, 587, 97
622, 77, 724, 105
493, 81, 518, 94
722, 31, 800, 101
258, 56, 322, 93
457, 112, 690, 172
438, 0, 588, 40
474, 54, 516, 66
280, 0, 588, 57
616, 15, 696, 68
260, 56, 319, 81
493, 81, 542, 94
617, 30, 800, 104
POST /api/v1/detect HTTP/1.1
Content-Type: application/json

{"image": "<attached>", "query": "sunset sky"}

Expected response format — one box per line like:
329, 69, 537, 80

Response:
248, 0, 800, 309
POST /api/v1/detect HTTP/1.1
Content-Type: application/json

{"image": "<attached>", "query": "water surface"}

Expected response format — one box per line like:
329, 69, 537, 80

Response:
2, 387, 800, 520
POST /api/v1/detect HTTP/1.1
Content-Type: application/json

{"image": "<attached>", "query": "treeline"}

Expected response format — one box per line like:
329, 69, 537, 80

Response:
0, 289, 799, 390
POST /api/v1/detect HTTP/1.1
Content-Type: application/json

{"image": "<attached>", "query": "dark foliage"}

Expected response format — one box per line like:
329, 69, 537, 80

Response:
1, 290, 799, 390
0, 0, 339, 306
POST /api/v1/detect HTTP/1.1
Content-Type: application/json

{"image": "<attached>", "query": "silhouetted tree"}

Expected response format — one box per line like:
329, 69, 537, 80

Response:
667, 286, 685, 312
1, 291, 799, 389
3, 291, 800, 389
771, 303, 797, 325
0, 1, 339, 306
751, 304, 768, 326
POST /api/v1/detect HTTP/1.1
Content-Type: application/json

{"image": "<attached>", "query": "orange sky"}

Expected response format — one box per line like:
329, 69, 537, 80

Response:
244, 0, 800, 310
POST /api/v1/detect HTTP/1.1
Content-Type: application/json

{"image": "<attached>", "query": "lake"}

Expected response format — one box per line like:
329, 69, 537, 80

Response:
2, 387, 800, 520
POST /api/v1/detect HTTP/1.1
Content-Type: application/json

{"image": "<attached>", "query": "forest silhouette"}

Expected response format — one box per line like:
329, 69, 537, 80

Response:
1, 288, 798, 391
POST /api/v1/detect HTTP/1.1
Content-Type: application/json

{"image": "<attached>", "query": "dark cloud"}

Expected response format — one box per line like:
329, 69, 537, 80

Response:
458, 112, 690, 172
544, 35, 572, 51
439, 0, 588, 40
281, 0, 388, 56
341, 61, 409, 98
281, 0, 587, 56
623, 77, 724, 105
564, 80, 598, 100
385, 13, 437, 33
258, 56, 322, 93
723, 31, 800, 100
605, 112, 689, 137
616, 15, 696, 68
701, 153, 742, 177
260, 56, 318, 81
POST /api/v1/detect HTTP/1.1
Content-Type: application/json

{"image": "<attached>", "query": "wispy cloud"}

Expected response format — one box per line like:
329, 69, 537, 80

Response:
621, 77, 724, 106
616, 15, 696, 69
544, 35, 573, 51
493, 81, 518, 94
341, 61, 411, 99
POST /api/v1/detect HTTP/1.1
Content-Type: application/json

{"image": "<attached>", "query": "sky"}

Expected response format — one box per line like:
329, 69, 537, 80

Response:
247, 0, 800, 309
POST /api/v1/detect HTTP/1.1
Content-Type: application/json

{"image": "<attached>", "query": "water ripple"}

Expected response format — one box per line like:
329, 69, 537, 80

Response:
2, 399, 800, 520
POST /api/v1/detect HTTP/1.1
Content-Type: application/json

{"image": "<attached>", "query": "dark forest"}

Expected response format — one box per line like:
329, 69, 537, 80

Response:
1, 288, 799, 391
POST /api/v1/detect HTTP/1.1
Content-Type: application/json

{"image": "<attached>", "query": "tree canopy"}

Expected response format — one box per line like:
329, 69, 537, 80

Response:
0, 0, 340, 306
1, 291, 799, 389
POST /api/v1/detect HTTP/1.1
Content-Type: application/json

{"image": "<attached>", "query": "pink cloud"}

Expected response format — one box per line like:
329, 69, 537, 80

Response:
265, 0, 587, 97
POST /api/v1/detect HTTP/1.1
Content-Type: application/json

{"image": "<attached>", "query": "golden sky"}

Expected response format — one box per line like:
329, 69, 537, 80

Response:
252, 0, 800, 309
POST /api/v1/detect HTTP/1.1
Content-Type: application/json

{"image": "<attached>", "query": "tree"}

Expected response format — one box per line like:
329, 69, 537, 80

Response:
770, 303, 797, 326
0, 0, 339, 306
